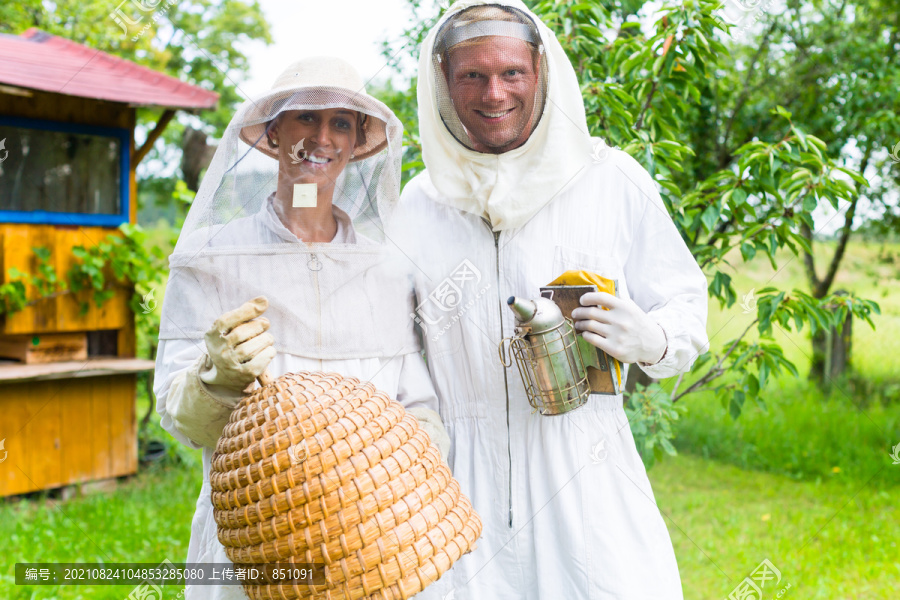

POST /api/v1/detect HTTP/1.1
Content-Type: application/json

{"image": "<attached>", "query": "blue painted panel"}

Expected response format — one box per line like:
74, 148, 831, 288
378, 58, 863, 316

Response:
0, 115, 130, 227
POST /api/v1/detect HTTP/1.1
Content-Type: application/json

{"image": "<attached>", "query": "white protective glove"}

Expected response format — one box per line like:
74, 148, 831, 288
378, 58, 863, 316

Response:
199, 296, 276, 390
571, 291, 668, 365
407, 406, 451, 463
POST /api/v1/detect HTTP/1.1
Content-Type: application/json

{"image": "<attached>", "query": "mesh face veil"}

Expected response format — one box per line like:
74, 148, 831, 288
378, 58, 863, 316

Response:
416, 0, 594, 230
432, 4, 549, 153
158, 57, 419, 360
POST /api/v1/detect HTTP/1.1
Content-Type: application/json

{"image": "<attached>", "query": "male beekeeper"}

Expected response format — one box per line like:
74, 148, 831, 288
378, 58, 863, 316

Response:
389, 1, 709, 598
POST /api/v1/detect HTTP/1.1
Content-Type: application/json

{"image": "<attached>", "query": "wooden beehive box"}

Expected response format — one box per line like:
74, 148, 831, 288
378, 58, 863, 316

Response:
0, 89, 144, 497
0, 28, 217, 497
0, 333, 88, 364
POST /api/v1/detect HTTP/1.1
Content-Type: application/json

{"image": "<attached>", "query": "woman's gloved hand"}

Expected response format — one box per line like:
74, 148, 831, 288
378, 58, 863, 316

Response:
407, 407, 451, 463
201, 296, 277, 391
572, 291, 667, 365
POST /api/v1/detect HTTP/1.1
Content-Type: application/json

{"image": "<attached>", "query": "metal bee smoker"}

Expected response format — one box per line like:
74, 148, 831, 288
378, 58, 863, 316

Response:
500, 296, 600, 415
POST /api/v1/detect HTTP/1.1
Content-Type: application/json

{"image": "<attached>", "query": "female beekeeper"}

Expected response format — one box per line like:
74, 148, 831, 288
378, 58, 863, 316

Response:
154, 56, 449, 600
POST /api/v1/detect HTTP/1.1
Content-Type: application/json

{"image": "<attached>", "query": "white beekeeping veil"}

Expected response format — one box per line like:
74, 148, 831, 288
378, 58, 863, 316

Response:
159, 57, 419, 360
419, 0, 596, 230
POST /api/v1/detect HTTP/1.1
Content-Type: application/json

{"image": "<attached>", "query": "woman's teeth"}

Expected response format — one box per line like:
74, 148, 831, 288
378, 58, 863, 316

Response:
306, 155, 330, 164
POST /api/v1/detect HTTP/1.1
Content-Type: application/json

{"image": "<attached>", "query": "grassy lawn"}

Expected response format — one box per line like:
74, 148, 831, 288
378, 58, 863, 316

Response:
2, 464, 200, 599
651, 454, 899, 600
654, 240, 900, 599
3, 240, 898, 598
4, 448, 897, 599
673, 238, 900, 488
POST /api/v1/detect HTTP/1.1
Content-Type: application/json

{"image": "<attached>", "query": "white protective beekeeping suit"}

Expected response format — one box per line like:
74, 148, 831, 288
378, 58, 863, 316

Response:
154, 57, 447, 600
389, 1, 710, 598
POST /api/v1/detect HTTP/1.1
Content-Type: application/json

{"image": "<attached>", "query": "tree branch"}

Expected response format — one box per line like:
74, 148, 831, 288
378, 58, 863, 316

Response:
720, 20, 778, 162
633, 79, 659, 132
670, 371, 685, 400
672, 319, 758, 403
799, 221, 821, 293
634, 33, 675, 132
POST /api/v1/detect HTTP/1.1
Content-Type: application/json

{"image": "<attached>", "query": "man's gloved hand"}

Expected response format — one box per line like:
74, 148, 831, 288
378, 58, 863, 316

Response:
201, 296, 277, 391
572, 292, 667, 365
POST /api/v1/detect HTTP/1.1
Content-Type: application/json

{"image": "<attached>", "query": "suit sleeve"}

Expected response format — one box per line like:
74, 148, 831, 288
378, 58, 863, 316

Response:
154, 338, 245, 450
623, 171, 710, 379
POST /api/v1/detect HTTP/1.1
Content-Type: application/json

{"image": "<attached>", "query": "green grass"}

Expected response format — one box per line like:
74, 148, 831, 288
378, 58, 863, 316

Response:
674, 376, 900, 488
4, 450, 896, 599
650, 454, 900, 599
650, 240, 900, 597
3, 240, 898, 598
2, 396, 200, 600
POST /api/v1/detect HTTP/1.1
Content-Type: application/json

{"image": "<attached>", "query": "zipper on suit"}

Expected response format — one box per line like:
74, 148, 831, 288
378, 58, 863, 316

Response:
309, 252, 323, 351
484, 218, 514, 529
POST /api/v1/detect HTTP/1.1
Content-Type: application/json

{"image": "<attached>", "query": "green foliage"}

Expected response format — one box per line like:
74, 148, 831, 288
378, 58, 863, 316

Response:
624, 382, 686, 467
372, 79, 427, 181
0, 225, 167, 328
673, 285, 883, 417
30, 247, 62, 297
675, 375, 900, 487
0, 248, 64, 314
0, 275, 27, 315
717, 0, 900, 233
137, 181, 195, 354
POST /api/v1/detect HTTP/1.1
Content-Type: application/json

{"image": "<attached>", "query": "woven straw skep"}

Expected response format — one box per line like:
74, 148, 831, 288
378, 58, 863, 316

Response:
210, 371, 482, 599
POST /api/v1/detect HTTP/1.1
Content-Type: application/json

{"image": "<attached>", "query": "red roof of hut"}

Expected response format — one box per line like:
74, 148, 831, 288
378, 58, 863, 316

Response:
0, 28, 219, 110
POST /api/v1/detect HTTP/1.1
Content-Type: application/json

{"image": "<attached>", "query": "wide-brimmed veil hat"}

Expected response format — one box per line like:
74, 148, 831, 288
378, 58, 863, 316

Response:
238, 56, 391, 161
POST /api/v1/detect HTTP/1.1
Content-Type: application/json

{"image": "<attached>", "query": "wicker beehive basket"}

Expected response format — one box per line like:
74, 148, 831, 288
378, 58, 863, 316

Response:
209, 371, 482, 600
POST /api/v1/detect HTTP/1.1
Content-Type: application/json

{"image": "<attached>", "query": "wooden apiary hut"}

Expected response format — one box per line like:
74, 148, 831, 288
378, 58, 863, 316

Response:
0, 29, 218, 496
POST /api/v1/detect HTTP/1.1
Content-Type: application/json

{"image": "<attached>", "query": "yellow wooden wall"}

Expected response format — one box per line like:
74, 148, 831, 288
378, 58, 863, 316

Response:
0, 374, 138, 497
0, 224, 131, 335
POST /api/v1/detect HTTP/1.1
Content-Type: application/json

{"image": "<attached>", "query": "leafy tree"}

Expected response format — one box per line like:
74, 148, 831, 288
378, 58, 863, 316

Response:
696, 0, 900, 380
381, 0, 884, 464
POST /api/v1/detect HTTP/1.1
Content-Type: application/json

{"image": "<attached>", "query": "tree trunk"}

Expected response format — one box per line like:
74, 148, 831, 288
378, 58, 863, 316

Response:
181, 127, 216, 192
800, 149, 868, 387
809, 290, 852, 385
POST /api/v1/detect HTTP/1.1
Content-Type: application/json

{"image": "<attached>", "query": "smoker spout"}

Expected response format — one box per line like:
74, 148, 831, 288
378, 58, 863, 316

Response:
507, 296, 537, 324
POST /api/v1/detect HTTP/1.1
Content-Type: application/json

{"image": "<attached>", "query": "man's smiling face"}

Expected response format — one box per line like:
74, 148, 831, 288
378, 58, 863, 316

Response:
445, 36, 540, 154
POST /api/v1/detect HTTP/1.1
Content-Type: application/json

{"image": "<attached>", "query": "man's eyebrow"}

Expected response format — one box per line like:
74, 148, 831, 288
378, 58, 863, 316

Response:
453, 59, 531, 72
